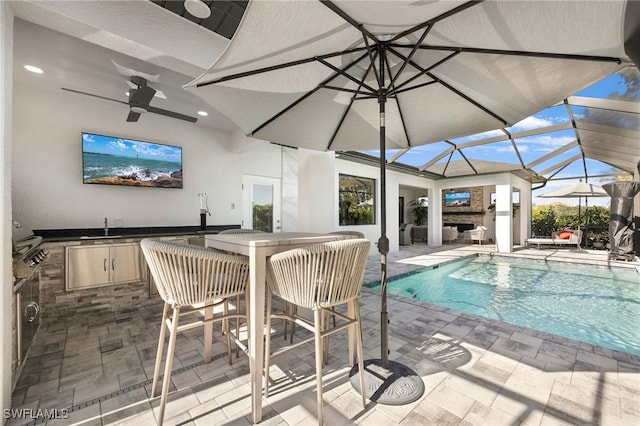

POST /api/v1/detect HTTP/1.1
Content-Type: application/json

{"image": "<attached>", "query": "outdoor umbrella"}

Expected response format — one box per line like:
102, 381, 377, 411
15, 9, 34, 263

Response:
187, 0, 634, 405
538, 181, 609, 248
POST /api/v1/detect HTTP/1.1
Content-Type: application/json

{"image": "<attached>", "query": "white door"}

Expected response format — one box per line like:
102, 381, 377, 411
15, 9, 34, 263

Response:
243, 175, 281, 232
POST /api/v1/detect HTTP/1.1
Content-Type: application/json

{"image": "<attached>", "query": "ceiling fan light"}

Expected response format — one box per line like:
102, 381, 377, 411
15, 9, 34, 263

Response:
184, 0, 211, 19
130, 106, 147, 114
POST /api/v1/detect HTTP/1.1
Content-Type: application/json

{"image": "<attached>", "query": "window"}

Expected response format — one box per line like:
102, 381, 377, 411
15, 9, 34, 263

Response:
338, 174, 375, 225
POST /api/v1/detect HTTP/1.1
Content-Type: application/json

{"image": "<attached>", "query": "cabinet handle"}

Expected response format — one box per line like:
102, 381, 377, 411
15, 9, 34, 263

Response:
104, 258, 107, 271
112, 258, 115, 271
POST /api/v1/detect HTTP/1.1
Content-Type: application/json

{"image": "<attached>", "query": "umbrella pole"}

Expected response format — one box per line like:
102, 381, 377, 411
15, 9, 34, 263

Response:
349, 52, 424, 404
378, 90, 390, 370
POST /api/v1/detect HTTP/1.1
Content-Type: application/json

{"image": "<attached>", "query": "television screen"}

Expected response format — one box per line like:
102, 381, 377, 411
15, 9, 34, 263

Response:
444, 192, 470, 207
82, 132, 183, 188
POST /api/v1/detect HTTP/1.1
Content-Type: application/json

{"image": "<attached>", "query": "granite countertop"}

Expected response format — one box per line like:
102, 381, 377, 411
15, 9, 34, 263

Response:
34, 225, 240, 242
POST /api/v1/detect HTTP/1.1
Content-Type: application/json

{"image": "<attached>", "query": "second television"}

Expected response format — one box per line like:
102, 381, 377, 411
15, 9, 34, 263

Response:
444, 191, 471, 207
82, 132, 183, 188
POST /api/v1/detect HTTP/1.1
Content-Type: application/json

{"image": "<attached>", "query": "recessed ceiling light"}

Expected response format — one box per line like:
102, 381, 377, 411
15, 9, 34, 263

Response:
184, 0, 211, 19
197, 111, 208, 116
24, 65, 43, 74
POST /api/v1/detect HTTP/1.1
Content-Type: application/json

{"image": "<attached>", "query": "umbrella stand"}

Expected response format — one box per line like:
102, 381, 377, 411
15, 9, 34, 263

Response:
349, 51, 424, 404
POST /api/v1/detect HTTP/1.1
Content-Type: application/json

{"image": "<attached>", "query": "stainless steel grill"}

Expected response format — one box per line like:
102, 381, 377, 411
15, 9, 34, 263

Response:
12, 219, 46, 367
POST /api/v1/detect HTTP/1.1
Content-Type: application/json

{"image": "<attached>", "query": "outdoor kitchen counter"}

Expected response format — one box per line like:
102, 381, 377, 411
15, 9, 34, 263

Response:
34, 225, 238, 242
31, 226, 239, 321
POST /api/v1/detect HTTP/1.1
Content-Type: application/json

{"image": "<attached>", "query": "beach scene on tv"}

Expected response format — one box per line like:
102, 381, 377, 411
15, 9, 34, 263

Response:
82, 132, 183, 188
444, 192, 471, 207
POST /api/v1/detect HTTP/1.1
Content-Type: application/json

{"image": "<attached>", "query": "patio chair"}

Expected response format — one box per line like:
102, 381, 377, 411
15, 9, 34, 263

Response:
399, 223, 414, 245
284, 230, 366, 349
442, 226, 458, 244
140, 239, 249, 426
469, 226, 488, 245
264, 239, 370, 426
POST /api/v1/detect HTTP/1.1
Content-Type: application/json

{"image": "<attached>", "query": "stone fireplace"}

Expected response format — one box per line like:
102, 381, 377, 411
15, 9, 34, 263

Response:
442, 186, 485, 230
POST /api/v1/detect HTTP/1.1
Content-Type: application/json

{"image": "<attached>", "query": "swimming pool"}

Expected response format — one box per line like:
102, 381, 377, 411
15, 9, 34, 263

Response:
368, 256, 640, 355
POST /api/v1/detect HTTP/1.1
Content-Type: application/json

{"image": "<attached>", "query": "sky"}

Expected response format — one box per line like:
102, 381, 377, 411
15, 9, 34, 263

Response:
82, 132, 182, 163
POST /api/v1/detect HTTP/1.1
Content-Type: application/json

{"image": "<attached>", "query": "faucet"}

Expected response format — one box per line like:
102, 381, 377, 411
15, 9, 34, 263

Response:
104, 217, 108, 236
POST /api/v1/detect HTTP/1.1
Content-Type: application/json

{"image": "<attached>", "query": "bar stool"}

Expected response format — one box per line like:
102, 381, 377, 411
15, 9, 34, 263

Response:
140, 239, 250, 425
264, 239, 370, 425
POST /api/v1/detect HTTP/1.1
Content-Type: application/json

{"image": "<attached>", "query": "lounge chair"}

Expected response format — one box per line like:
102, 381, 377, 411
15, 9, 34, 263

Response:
442, 226, 458, 244
469, 226, 488, 245
526, 229, 582, 249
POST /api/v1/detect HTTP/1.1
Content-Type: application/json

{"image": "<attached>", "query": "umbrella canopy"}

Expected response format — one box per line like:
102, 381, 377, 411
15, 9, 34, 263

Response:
187, 0, 631, 152
538, 182, 609, 199
187, 0, 633, 404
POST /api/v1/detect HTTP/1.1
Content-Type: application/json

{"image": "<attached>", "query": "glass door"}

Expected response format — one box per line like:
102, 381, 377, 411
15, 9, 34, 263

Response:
242, 175, 281, 232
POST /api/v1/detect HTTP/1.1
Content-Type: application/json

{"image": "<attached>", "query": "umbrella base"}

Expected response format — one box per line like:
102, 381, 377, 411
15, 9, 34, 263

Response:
349, 359, 425, 405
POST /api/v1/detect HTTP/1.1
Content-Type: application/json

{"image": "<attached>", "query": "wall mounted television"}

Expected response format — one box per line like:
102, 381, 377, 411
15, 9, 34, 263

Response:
444, 191, 471, 207
82, 132, 183, 188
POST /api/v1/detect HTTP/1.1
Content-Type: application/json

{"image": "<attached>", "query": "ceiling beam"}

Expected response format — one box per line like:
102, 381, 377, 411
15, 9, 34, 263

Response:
567, 96, 640, 114
538, 154, 583, 176
525, 141, 579, 169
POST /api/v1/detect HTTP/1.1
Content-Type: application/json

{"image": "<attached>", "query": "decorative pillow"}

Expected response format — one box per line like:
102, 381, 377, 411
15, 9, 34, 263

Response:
558, 231, 573, 240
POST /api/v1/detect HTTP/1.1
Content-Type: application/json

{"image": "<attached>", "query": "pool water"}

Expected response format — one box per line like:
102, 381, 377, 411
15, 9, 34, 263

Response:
369, 257, 640, 355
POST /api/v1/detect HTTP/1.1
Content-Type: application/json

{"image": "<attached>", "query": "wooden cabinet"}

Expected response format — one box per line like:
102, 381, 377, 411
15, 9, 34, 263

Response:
65, 243, 145, 290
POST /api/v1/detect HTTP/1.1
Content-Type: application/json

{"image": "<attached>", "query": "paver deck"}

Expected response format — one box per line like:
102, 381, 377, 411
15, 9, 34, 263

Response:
9, 243, 640, 425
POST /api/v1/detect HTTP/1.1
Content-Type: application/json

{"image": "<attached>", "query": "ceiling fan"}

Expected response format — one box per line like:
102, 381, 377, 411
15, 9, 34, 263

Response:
61, 76, 198, 123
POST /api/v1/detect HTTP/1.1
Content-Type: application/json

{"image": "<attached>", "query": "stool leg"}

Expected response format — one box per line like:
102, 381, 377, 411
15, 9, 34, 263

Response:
235, 295, 241, 359
314, 309, 324, 426
203, 304, 213, 363
224, 299, 232, 365
264, 290, 274, 397
158, 307, 180, 426
353, 300, 366, 408
151, 303, 170, 397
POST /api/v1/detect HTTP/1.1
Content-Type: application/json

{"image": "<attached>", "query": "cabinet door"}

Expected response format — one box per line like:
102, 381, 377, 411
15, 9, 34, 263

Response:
109, 243, 143, 284
66, 246, 111, 290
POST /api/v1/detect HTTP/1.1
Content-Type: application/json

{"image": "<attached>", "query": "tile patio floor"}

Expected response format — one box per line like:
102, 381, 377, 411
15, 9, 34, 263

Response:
8, 242, 640, 425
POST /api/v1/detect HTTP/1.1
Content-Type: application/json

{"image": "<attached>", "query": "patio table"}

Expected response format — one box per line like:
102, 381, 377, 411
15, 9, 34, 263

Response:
204, 232, 354, 423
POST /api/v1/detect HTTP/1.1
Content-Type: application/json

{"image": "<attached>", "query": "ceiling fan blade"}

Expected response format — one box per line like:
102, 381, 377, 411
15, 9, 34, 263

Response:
147, 106, 198, 123
61, 87, 128, 105
126, 111, 141, 122
129, 85, 156, 109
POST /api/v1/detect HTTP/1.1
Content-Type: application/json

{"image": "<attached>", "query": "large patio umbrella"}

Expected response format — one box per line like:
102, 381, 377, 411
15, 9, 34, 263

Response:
538, 181, 609, 247
187, 0, 634, 404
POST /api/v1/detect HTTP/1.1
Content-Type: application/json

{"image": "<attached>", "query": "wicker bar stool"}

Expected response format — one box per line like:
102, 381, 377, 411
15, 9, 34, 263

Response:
141, 239, 249, 425
264, 239, 370, 425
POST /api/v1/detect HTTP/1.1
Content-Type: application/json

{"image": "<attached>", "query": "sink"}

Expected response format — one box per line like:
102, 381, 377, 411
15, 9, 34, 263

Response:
80, 235, 124, 240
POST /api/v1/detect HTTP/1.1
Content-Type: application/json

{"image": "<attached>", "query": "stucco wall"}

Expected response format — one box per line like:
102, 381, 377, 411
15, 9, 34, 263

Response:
11, 84, 286, 231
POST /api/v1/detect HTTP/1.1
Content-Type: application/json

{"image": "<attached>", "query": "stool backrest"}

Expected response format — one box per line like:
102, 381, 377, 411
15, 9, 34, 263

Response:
267, 239, 371, 309
141, 238, 249, 307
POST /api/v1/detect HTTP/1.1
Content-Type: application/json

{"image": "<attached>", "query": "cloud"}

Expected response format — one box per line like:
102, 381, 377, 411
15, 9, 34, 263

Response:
108, 139, 129, 151
517, 134, 576, 153
510, 116, 553, 131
